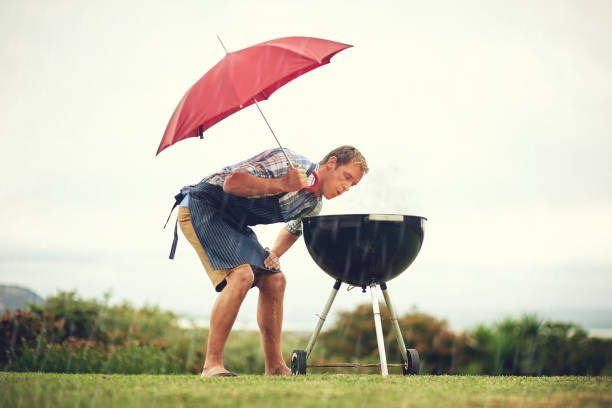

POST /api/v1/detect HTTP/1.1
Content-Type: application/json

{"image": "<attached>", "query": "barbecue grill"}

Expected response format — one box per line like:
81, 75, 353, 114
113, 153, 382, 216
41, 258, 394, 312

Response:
291, 214, 426, 377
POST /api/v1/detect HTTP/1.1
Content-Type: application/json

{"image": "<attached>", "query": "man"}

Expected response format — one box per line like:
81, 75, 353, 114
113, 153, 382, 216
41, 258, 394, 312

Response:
174, 145, 368, 377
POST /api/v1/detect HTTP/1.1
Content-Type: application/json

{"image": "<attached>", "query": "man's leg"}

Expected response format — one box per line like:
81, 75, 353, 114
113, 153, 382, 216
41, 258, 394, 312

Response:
202, 264, 254, 377
254, 272, 291, 376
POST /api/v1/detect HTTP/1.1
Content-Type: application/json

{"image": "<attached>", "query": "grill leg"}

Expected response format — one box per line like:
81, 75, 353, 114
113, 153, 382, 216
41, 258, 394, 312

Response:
370, 284, 389, 376
305, 280, 341, 359
380, 282, 409, 368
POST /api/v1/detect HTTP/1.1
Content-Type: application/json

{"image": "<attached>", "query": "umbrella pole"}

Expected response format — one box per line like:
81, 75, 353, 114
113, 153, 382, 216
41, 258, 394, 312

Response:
252, 98, 296, 169
214, 36, 294, 169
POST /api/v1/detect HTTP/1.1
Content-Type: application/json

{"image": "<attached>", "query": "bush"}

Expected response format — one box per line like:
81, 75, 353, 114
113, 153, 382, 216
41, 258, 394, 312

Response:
4, 290, 610, 375
316, 305, 612, 376
1, 290, 286, 375
7, 337, 183, 374
102, 302, 178, 344
1, 309, 65, 369
7, 337, 106, 373
29, 291, 108, 344
28, 291, 179, 346
460, 315, 612, 375
2, 291, 185, 374
317, 304, 467, 374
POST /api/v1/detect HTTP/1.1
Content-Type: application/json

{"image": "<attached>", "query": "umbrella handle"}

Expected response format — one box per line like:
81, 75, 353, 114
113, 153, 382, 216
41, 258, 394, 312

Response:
303, 170, 319, 191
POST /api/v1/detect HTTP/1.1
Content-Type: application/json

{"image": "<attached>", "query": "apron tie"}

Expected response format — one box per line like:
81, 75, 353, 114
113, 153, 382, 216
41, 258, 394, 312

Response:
165, 192, 185, 260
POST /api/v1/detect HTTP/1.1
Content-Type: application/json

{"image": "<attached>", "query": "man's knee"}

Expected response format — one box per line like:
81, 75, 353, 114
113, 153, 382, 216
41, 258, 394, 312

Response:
261, 272, 286, 293
226, 264, 255, 291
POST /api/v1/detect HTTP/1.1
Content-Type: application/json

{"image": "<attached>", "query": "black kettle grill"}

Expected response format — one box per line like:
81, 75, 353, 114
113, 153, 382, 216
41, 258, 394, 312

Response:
290, 214, 426, 377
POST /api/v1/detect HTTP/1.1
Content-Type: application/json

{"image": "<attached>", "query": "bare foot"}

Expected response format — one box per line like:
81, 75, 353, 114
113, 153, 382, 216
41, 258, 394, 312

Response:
265, 365, 292, 376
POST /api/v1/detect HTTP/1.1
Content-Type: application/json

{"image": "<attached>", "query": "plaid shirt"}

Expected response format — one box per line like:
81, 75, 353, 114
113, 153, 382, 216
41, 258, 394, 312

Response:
200, 148, 322, 236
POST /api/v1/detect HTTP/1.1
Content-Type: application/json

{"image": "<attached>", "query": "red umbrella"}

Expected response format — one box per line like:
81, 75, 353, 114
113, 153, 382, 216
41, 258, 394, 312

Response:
157, 36, 352, 174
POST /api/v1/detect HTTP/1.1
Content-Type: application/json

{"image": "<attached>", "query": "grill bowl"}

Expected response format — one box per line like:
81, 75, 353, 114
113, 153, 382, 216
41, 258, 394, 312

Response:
303, 214, 426, 287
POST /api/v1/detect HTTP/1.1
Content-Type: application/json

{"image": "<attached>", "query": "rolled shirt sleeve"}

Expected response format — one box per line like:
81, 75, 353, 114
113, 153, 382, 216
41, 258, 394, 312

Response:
204, 149, 303, 194
202, 148, 323, 230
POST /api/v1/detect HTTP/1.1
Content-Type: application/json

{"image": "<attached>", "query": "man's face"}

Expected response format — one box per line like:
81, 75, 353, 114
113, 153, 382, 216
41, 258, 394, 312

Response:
321, 158, 364, 199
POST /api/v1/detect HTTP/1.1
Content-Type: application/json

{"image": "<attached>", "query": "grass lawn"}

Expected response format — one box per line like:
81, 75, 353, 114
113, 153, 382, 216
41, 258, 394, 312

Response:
1, 372, 611, 408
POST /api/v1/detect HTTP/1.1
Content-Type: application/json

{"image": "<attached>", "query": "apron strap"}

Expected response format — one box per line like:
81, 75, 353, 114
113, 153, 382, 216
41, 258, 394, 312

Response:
164, 192, 185, 229
169, 219, 179, 260
165, 192, 185, 260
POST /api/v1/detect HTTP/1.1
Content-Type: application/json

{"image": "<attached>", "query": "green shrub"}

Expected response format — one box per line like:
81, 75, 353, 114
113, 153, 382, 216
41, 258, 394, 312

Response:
29, 291, 108, 344
4, 290, 611, 376
318, 304, 467, 374
317, 305, 612, 376
6, 336, 183, 374
28, 291, 179, 346
102, 302, 178, 344
2, 291, 185, 374
461, 315, 612, 375
462, 315, 543, 375
6, 333, 106, 373
1, 309, 65, 369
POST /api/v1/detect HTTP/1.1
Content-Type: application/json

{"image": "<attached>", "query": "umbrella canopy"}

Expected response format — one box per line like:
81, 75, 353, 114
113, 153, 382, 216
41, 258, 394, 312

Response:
157, 36, 352, 155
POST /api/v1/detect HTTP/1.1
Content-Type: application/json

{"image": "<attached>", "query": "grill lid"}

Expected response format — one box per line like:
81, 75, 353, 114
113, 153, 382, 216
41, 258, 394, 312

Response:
303, 214, 426, 287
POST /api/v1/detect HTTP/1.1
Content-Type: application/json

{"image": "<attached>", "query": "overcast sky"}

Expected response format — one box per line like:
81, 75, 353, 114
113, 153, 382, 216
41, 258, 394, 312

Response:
1, 0, 611, 331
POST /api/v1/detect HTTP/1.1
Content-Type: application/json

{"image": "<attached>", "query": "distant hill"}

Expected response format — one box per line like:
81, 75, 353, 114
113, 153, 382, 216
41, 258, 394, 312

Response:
0, 285, 45, 312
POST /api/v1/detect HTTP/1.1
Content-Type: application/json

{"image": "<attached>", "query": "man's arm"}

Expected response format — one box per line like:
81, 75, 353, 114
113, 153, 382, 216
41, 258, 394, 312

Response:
263, 228, 300, 270
223, 167, 307, 197
271, 228, 300, 258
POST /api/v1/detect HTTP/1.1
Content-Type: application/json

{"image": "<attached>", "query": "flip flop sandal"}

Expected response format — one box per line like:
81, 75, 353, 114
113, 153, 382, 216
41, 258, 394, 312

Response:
211, 372, 238, 377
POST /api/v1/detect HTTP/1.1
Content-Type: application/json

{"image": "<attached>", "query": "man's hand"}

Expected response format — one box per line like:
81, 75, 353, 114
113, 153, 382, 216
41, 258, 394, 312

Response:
283, 166, 308, 192
263, 248, 281, 270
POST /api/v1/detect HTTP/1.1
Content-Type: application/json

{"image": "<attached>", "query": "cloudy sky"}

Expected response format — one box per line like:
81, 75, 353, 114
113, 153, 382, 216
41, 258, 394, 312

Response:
1, 0, 610, 331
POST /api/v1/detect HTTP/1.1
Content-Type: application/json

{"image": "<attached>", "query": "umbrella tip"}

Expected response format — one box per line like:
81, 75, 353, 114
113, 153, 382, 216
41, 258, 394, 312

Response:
216, 35, 229, 54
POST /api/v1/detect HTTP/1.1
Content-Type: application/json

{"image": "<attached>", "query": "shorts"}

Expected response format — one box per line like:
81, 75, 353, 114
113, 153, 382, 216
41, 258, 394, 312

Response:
178, 206, 276, 292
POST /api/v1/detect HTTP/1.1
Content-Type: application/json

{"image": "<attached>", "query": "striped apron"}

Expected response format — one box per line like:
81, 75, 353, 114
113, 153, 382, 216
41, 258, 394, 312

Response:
167, 164, 317, 273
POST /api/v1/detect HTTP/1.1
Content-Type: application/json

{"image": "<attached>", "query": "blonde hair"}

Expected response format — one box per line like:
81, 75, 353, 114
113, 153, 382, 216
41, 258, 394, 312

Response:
319, 145, 369, 174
